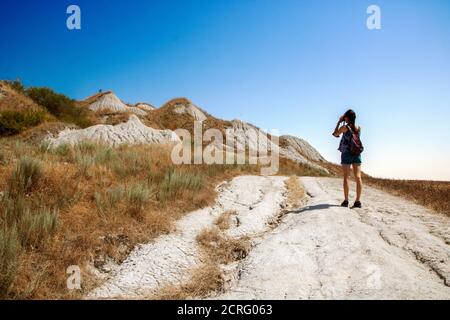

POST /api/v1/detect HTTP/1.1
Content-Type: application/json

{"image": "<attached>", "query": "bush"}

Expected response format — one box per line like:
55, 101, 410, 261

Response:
127, 183, 153, 210
38, 140, 50, 153
51, 144, 71, 157
4, 80, 25, 93
74, 153, 94, 178
94, 186, 126, 215
18, 208, 58, 248
1, 196, 28, 227
159, 169, 204, 200
95, 183, 153, 218
0, 110, 46, 136
94, 147, 117, 165
9, 157, 43, 195
69, 144, 118, 177
111, 150, 152, 179
26, 87, 72, 118
25, 87, 92, 128
71, 143, 117, 165
0, 149, 7, 165
75, 141, 97, 154
2, 195, 58, 248
0, 226, 22, 297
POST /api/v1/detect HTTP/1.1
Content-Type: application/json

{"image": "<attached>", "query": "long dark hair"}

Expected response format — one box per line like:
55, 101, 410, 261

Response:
344, 109, 358, 132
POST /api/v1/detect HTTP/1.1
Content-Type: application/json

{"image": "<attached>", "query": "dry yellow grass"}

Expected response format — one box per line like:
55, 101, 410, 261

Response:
0, 88, 327, 299
196, 227, 251, 265
285, 176, 305, 208
319, 162, 450, 216
0, 81, 48, 114
278, 157, 328, 177
153, 226, 251, 300
154, 262, 224, 300
143, 97, 232, 137
364, 177, 450, 216
0, 138, 269, 299
150, 177, 308, 300
214, 211, 237, 231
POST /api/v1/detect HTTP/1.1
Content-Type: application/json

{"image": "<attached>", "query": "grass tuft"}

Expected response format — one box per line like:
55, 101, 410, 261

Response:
196, 227, 251, 264
155, 262, 224, 300
2, 195, 58, 248
285, 176, 305, 208
215, 211, 237, 231
0, 226, 22, 297
8, 156, 43, 195
159, 169, 204, 201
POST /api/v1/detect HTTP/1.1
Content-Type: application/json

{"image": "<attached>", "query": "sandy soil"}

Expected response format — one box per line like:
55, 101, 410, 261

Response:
89, 176, 449, 300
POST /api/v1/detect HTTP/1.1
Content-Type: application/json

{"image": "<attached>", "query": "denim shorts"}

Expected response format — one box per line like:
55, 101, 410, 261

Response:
341, 152, 362, 165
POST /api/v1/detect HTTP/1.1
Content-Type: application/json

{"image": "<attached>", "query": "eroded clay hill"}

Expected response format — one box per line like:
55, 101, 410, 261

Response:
1, 82, 329, 173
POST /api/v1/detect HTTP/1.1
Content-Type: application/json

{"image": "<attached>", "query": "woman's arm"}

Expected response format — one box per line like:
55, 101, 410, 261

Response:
332, 116, 347, 137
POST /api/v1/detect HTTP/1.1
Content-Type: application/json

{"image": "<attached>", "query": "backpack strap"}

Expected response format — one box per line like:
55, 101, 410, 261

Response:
346, 124, 360, 135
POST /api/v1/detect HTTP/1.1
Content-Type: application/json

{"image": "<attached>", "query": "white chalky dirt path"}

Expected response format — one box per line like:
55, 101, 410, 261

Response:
215, 177, 450, 300
89, 176, 287, 299
89, 176, 450, 300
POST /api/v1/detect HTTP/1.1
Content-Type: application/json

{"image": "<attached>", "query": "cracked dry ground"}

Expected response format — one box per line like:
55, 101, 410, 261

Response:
89, 176, 288, 299
90, 176, 450, 300
215, 177, 449, 299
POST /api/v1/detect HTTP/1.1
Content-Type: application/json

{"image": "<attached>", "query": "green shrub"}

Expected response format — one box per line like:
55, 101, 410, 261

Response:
111, 151, 152, 179
1, 195, 58, 248
70, 144, 118, 177
94, 185, 126, 215
4, 80, 25, 93
18, 208, 58, 248
0, 226, 22, 297
51, 144, 71, 157
159, 169, 204, 200
127, 183, 153, 208
12, 141, 32, 158
9, 157, 43, 195
25, 87, 92, 128
75, 141, 97, 154
1, 195, 28, 227
26, 87, 72, 118
0, 149, 7, 165
95, 183, 153, 218
38, 140, 50, 153
0, 110, 46, 136
70, 143, 116, 165
94, 146, 117, 165
74, 152, 94, 178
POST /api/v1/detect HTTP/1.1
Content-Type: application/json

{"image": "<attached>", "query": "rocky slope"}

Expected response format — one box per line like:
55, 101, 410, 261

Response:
0, 81, 48, 114
84, 91, 149, 116
2, 83, 329, 172
46, 115, 179, 147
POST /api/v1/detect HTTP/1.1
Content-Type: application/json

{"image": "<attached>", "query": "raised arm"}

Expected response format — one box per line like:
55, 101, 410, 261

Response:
332, 116, 347, 137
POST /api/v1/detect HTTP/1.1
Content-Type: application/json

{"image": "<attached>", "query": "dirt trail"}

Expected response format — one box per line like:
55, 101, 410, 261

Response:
89, 176, 287, 299
89, 176, 449, 300
214, 177, 450, 299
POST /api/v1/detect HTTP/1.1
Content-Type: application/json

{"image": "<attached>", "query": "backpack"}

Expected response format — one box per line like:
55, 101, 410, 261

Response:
346, 125, 364, 156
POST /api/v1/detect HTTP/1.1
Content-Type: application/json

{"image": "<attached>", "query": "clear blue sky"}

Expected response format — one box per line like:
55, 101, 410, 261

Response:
1, 0, 449, 180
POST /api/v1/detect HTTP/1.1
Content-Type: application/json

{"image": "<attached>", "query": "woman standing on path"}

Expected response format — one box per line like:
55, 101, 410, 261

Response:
332, 109, 363, 208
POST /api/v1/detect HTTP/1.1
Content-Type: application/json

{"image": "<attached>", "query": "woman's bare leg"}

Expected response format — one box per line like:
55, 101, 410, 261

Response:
342, 165, 351, 201
352, 164, 363, 202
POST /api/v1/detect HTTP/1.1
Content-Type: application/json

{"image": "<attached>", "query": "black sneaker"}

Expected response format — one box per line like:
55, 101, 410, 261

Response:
352, 201, 362, 209
341, 200, 349, 207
